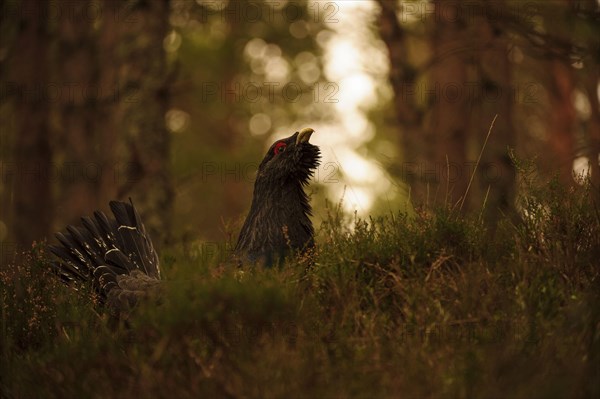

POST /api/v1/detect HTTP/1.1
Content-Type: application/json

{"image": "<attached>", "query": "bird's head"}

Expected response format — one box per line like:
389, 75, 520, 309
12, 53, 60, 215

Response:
255, 127, 321, 189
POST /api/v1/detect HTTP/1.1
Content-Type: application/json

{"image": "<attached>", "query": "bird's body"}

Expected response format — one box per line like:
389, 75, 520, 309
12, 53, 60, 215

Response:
235, 128, 320, 265
49, 128, 320, 311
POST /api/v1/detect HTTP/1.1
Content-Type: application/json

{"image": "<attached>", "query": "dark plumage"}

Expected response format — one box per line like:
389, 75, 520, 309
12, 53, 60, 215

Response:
49, 128, 320, 311
49, 200, 161, 310
235, 127, 321, 265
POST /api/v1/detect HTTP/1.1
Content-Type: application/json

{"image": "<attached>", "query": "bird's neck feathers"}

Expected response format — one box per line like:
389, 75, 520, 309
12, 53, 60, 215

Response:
248, 179, 313, 234
236, 179, 314, 263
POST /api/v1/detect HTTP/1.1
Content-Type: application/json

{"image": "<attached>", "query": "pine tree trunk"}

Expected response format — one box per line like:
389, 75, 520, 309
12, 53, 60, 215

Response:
111, 0, 173, 244
474, 5, 515, 221
375, 0, 426, 204
580, 0, 600, 187
548, 60, 576, 185
9, 0, 52, 246
429, 0, 469, 208
54, 0, 102, 225
584, 67, 600, 187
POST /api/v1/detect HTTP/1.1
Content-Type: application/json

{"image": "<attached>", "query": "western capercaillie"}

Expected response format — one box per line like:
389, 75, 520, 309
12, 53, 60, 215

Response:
235, 127, 320, 265
49, 128, 320, 311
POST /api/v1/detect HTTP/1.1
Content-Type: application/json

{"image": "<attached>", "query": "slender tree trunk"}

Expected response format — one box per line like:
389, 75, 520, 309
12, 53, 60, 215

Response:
9, 0, 52, 245
220, 0, 249, 228
474, 4, 515, 220
580, 0, 600, 186
429, 0, 469, 208
548, 60, 576, 185
584, 67, 600, 187
112, 0, 173, 244
375, 0, 426, 204
54, 0, 101, 225
95, 0, 121, 207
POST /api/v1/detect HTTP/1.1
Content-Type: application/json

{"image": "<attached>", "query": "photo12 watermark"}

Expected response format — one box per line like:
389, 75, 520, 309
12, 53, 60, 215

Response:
188, 1, 340, 24
0, 161, 144, 185
399, 161, 505, 184
398, 1, 540, 24
199, 81, 339, 104
1, 81, 139, 105
197, 161, 341, 184
397, 81, 542, 105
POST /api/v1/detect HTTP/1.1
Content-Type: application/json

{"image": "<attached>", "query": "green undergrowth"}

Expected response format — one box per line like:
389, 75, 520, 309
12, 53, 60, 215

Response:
1, 172, 599, 398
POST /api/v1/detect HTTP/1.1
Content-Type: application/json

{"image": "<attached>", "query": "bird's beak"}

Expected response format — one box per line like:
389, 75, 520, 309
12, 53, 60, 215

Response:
296, 128, 315, 145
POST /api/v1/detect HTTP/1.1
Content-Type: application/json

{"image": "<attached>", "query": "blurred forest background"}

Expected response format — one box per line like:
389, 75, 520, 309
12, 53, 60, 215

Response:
0, 0, 598, 262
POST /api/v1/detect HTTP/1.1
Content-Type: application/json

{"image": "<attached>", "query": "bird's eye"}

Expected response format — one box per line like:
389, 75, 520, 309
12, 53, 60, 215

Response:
274, 142, 287, 155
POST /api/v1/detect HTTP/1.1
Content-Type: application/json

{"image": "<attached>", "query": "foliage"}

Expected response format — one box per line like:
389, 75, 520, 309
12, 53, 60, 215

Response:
1, 175, 599, 398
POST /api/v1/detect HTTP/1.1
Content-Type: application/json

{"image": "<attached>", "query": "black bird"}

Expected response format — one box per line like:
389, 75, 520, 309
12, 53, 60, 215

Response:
235, 127, 320, 265
49, 128, 320, 310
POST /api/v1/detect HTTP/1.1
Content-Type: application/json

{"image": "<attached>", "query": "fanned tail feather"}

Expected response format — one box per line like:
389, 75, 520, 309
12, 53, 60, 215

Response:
49, 199, 161, 308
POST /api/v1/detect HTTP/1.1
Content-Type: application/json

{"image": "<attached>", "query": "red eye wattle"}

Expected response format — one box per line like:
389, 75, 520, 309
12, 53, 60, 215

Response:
274, 142, 287, 155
